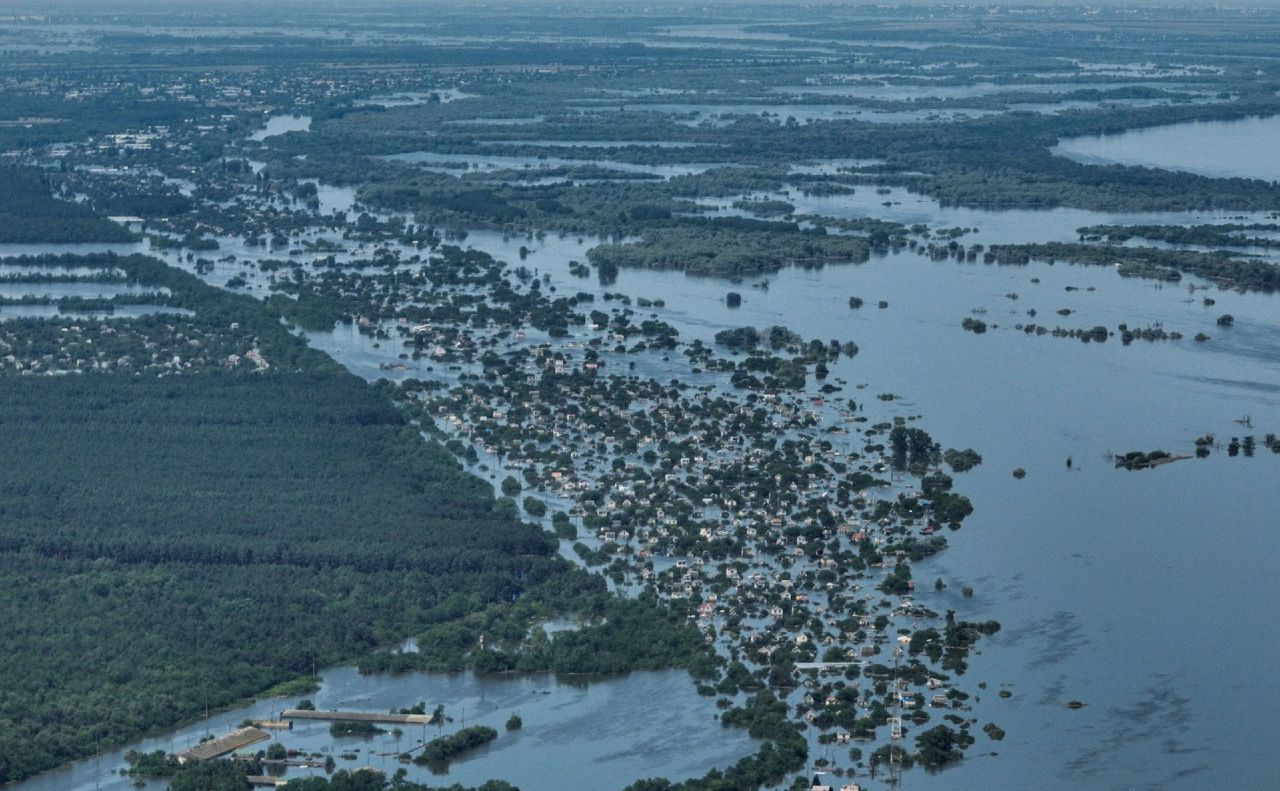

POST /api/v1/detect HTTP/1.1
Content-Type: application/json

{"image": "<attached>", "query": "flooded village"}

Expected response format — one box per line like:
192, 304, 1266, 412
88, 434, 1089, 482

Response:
1, 110, 1010, 789
3, 4, 1280, 791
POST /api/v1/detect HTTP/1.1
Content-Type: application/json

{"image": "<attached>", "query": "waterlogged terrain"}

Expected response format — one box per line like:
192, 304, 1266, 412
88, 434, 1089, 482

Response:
3, 4, 1280, 791
344, 191, 1280, 791
396, 226, 1278, 791
383, 150, 722, 179
10, 180, 1276, 790
11, 670, 753, 791
584, 102, 997, 126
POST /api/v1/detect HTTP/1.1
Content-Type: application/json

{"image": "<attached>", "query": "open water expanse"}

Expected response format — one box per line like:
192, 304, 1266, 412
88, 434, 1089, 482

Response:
452, 215, 1280, 791
1054, 114, 1280, 183
248, 114, 312, 141
3, 112, 1279, 791
10, 670, 754, 791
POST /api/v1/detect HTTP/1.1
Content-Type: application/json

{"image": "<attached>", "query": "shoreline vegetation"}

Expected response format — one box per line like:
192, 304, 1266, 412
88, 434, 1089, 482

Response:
0, 166, 140, 244
586, 221, 872, 277
985, 242, 1280, 292
0, 251, 588, 783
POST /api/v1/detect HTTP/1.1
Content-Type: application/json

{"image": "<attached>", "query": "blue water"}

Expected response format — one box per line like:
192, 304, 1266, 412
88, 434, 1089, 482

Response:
1054, 114, 1280, 183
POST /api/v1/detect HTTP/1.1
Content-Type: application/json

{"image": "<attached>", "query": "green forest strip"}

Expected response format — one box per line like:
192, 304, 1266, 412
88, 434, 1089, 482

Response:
984, 242, 1280, 292
0, 166, 138, 243
0, 253, 770, 787
586, 221, 871, 277
0, 253, 803, 790
0, 254, 570, 783
0, 372, 569, 784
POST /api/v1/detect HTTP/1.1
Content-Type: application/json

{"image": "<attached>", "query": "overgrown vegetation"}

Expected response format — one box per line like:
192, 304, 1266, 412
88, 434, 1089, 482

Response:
0, 166, 137, 243
0, 256, 570, 784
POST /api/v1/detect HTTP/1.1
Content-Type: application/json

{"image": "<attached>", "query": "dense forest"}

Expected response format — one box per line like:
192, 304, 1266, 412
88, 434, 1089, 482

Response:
0, 253, 584, 783
0, 166, 138, 243
0, 371, 570, 784
0, 251, 728, 785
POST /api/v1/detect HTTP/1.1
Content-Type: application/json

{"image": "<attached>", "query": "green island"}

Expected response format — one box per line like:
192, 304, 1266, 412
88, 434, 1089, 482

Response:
414, 726, 499, 768
587, 222, 872, 277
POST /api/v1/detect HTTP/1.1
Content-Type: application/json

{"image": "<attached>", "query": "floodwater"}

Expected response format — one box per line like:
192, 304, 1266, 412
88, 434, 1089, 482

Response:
354, 89, 475, 107
428, 204, 1280, 790
259, 196, 1280, 790
584, 102, 995, 126
1053, 114, 1280, 183
478, 139, 714, 149
301, 179, 359, 215
709, 183, 1275, 247
11, 669, 756, 791
788, 157, 885, 175
0, 305, 191, 320
0, 241, 149, 258
382, 150, 721, 179
769, 81, 1200, 102
9, 93, 1280, 791
0, 282, 163, 299
444, 116, 545, 127
249, 114, 313, 141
